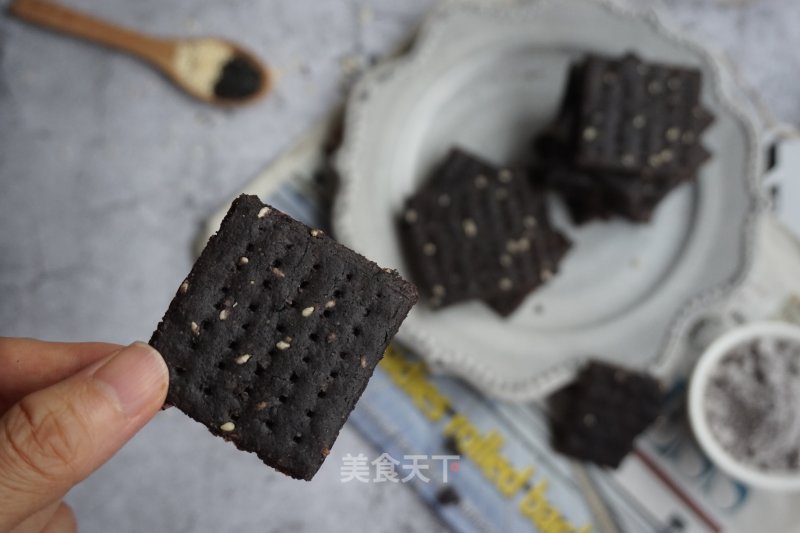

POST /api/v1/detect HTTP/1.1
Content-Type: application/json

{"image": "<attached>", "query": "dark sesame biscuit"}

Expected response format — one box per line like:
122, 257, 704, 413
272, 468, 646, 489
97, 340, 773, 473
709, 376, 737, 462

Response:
572, 54, 714, 178
150, 194, 417, 480
600, 171, 685, 222
535, 54, 713, 225
400, 158, 567, 309
537, 126, 616, 225
549, 361, 664, 468
536, 63, 585, 164
400, 148, 570, 313
537, 228, 573, 282
420, 148, 500, 196
483, 229, 572, 316
482, 290, 530, 317
537, 96, 697, 225
546, 162, 685, 224
545, 165, 614, 225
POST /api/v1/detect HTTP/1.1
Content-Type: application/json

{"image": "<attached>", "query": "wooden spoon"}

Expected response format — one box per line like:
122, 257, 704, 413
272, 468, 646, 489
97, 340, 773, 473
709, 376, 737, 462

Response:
8, 0, 271, 106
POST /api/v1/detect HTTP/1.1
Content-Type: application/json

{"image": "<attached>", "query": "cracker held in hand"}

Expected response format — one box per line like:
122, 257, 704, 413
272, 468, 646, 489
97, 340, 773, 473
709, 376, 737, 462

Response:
150, 195, 417, 480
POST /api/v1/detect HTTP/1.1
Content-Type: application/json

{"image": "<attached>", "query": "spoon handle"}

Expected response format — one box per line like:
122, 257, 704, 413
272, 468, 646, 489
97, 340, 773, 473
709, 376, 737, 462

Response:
8, 0, 175, 70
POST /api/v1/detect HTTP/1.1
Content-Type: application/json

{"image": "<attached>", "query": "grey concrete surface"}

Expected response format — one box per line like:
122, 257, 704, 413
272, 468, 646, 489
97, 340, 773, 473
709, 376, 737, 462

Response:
0, 0, 798, 531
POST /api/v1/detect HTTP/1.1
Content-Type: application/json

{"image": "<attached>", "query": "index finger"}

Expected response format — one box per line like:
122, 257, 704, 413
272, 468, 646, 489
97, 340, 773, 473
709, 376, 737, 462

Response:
0, 338, 122, 413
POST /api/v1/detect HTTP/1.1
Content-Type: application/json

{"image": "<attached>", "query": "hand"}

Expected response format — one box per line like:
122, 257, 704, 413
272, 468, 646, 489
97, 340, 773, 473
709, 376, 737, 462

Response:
0, 338, 168, 533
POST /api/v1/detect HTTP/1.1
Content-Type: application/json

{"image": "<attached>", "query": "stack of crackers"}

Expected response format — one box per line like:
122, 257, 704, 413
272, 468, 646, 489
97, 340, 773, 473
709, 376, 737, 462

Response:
399, 53, 714, 316
538, 53, 714, 224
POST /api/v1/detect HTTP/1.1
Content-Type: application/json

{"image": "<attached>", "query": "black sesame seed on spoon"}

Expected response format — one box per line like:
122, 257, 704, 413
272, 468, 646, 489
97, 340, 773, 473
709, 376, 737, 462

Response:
214, 55, 264, 100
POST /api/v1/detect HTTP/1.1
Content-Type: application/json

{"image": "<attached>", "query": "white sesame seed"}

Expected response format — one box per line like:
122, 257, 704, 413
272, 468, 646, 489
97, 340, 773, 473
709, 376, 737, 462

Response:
404, 209, 418, 223
498, 278, 513, 291
649, 154, 662, 167
437, 194, 451, 207
523, 216, 537, 229
235, 354, 252, 365
220, 422, 236, 432
621, 154, 636, 167
541, 269, 553, 281
498, 169, 512, 183
276, 340, 291, 350
238, 256, 249, 266
219, 309, 230, 321
191, 321, 200, 335
462, 219, 478, 237
310, 229, 323, 237
360, 355, 368, 368
499, 254, 513, 267
660, 149, 674, 162
272, 268, 285, 278
432, 285, 446, 297
423, 242, 437, 256
582, 127, 598, 141
506, 238, 529, 254
648, 81, 663, 94
302, 306, 315, 317
632, 115, 646, 129
474, 175, 488, 189
179, 281, 189, 294
257, 207, 271, 218
383, 267, 394, 274
325, 300, 336, 309
665, 127, 680, 142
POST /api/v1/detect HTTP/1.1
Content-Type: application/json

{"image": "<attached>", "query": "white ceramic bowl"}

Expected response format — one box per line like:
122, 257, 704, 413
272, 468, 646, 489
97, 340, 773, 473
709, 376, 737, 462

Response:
688, 322, 800, 491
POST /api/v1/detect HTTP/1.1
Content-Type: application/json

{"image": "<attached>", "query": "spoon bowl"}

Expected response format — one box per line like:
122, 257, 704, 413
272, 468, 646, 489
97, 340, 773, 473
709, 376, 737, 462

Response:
167, 37, 271, 107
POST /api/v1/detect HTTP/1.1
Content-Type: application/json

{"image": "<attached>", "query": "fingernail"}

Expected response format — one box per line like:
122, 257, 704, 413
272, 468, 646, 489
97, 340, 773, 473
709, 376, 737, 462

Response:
94, 342, 168, 417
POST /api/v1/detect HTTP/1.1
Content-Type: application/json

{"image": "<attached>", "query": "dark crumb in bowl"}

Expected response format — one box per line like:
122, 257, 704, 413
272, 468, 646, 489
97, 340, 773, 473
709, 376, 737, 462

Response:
214, 56, 263, 100
704, 336, 800, 472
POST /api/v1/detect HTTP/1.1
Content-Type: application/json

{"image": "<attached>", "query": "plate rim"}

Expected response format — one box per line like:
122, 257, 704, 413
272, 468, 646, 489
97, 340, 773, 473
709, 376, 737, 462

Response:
333, 0, 763, 401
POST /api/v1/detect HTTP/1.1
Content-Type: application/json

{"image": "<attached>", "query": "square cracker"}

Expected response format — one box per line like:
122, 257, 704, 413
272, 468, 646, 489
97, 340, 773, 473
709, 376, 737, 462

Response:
399, 149, 570, 314
150, 195, 417, 480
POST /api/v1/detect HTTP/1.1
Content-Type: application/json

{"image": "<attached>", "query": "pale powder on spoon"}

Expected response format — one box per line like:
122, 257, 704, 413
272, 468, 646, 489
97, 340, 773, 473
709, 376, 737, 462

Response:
173, 39, 235, 98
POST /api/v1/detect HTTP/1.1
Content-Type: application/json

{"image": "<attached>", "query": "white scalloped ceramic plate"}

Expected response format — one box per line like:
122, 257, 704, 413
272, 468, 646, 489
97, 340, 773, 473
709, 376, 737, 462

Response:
333, 0, 761, 401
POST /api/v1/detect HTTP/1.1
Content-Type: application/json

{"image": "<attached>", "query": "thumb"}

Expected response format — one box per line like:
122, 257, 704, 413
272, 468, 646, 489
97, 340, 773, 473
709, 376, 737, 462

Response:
0, 342, 168, 531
